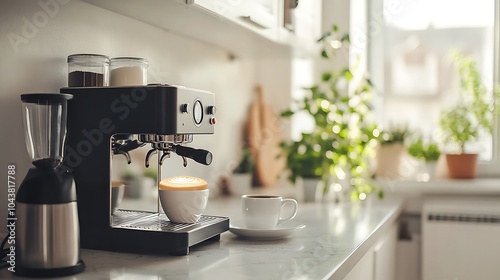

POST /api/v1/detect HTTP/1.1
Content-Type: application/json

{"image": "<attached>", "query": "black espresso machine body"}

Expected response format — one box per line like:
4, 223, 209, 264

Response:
61, 85, 228, 255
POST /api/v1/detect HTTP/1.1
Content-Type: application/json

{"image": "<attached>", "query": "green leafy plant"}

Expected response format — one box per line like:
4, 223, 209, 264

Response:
279, 133, 328, 183
280, 25, 380, 200
233, 147, 254, 174
408, 137, 441, 163
380, 124, 410, 145
439, 51, 500, 153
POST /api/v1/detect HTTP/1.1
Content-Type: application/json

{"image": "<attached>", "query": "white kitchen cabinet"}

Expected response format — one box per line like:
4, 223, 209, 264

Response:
343, 247, 375, 280
83, 0, 320, 58
342, 223, 397, 280
373, 223, 397, 280
188, 0, 279, 42
190, 0, 321, 56
277, 0, 322, 56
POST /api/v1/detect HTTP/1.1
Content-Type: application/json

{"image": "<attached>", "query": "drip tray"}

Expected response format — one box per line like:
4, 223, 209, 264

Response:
112, 210, 228, 232
108, 210, 229, 255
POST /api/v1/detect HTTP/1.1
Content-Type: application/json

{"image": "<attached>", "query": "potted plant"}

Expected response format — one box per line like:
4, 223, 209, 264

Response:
230, 147, 255, 197
375, 124, 410, 179
407, 136, 441, 181
279, 133, 327, 202
438, 51, 499, 178
280, 25, 380, 202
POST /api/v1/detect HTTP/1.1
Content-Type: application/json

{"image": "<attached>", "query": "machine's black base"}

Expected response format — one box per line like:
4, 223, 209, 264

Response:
15, 260, 85, 278
169, 234, 222, 256
81, 211, 229, 256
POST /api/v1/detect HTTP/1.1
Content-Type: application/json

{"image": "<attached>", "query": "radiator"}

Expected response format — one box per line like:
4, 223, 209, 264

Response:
422, 196, 500, 280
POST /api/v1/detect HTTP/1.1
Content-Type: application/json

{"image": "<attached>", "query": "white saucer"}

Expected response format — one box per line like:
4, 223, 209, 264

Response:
229, 223, 306, 240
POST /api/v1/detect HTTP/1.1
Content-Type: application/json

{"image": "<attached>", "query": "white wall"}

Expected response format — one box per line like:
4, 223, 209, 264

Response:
0, 0, 290, 231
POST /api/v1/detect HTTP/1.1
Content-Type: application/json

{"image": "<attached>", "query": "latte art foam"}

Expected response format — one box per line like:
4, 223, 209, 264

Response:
168, 176, 201, 184
159, 176, 208, 191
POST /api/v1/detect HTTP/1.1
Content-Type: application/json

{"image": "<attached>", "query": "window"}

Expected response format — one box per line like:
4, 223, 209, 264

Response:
368, 0, 500, 176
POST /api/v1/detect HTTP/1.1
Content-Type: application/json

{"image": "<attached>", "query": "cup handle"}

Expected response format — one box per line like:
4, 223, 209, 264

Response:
277, 198, 298, 226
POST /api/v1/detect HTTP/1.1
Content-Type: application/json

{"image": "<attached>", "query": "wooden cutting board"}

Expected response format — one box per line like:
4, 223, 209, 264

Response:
246, 85, 284, 186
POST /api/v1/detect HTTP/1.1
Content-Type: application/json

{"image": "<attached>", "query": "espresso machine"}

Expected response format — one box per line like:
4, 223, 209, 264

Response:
61, 84, 228, 255
17, 93, 85, 277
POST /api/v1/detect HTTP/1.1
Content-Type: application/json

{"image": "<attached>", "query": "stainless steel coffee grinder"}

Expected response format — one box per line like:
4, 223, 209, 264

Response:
16, 93, 85, 277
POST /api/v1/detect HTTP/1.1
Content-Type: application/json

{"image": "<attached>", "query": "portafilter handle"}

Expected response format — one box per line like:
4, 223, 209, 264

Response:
174, 145, 213, 166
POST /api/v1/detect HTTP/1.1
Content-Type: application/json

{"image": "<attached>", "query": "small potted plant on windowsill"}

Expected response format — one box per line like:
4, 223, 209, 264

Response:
375, 124, 411, 179
407, 136, 441, 181
438, 51, 500, 179
230, 147, 255, 197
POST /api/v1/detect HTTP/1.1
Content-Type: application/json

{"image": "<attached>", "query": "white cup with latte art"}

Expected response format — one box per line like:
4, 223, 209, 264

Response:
159, 176, 209, 224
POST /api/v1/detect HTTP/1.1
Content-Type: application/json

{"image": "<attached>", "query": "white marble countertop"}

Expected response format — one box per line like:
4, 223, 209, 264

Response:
2, 194, 404, 280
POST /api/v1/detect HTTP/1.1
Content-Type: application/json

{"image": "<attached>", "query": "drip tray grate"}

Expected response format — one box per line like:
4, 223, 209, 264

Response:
111, 210, 224, 232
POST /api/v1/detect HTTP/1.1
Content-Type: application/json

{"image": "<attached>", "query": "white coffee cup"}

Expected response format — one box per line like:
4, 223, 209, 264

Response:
241, 195, 298, 229
159, 176, 209, 224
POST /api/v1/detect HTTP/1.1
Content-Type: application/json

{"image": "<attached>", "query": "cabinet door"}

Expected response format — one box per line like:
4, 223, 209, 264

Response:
373, 224, 397, 280
343, 247, 374, 280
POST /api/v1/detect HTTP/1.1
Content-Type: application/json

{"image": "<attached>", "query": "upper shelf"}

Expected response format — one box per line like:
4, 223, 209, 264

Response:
82, 0, 283, 58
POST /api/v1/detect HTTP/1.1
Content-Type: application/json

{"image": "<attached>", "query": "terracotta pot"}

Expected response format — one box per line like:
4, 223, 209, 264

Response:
445, 154, 478, 179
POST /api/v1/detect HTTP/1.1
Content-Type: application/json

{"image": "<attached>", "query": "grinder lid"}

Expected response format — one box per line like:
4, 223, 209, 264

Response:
159, 176, 208, 191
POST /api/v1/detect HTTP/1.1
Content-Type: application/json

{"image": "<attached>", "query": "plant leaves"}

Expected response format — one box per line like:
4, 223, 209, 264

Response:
321, 49, 329, 59
280, 110, 295, 117
322, 72, 332, 82
343, 69, 353, 80
341, 34, 350, 43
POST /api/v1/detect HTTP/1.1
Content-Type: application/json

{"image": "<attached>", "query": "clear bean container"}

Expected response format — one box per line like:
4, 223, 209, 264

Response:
109, 57, 148, 86
67, 54, 110, 87
20, 93, 72, 168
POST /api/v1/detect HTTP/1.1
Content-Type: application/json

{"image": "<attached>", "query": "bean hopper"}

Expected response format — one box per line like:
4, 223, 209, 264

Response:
16, 93, 85, 277
61, 85, 229, 255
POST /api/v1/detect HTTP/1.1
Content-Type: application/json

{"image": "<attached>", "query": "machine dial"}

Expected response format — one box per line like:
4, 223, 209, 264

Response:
193, 99, 203, 126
